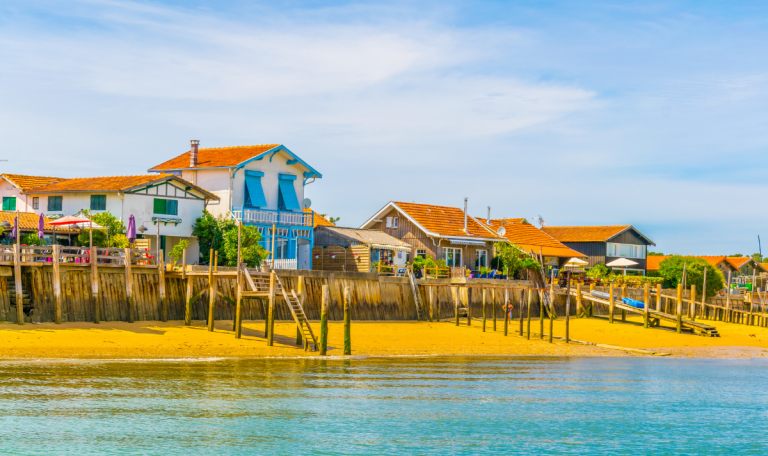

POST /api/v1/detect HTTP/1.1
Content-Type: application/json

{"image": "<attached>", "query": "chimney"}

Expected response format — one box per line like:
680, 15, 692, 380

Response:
190, 140, 200, 167
487, 206, 491, 224
463, 197, 468, 233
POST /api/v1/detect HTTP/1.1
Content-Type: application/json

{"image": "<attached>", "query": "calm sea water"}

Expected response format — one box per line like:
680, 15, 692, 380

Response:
0, 356, 766, 455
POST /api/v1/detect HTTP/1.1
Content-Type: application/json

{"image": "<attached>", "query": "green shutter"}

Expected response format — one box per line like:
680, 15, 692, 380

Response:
2, 197, 15, 211
153, 198, 166, 214
48, 196, 62, 211
166, 200, 178, 216
90, 195, 106, 211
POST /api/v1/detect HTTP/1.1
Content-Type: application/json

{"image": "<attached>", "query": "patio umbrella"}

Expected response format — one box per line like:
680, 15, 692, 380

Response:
564, 257, 588, 268
11, 215, 17, 240
48, 215, 105, 230
127, 214, 136, 246
38, 213, 45, 239
606, 258, 639, 275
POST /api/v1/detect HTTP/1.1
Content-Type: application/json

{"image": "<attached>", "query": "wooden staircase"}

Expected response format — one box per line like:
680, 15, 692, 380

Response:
243, 270, 318, 351
7, 276, 32, 314
407, 271, 424, 321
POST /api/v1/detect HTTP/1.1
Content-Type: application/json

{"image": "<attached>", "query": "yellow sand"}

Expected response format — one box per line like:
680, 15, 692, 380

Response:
1, 316, 767, 359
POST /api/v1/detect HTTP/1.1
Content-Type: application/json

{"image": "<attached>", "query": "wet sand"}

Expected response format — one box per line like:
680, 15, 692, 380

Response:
2, 315, 768, 359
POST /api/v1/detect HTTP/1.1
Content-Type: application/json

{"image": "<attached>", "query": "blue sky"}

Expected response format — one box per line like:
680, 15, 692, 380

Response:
2, 0, 768, 255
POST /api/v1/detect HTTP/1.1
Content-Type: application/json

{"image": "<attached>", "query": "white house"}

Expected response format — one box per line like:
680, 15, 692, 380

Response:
0, 174, 67, 212
148, 141, 323, 270
24, 174, 219, 263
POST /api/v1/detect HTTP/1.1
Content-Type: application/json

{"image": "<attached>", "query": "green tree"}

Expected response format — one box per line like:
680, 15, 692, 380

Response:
20, 233, 43, 246
221, 225, 267, 267
648, 251, 664, 256
729, 253, 744, 257
192, 211, 266, 266
752, 253, 763, 264
169, 239, 189, 267
493, 242, 526, 277
586, 263, 610, 279
75, 211, 127, 247
192, 210, 230, 264
657, 255, 724, 299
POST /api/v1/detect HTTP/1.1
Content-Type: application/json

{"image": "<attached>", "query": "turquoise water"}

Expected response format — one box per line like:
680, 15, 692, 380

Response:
0, 357, 766, 455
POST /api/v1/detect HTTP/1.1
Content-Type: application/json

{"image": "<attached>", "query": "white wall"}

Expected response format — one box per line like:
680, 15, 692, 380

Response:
124, 193, 204, 238
0, 180, 33, 212
183, 169, 231, 218
33, 193, 123, 218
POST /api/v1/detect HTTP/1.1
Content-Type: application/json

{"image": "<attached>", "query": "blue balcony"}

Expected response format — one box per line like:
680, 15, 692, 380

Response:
232, 207, 313, 227
232, 207, 314, 270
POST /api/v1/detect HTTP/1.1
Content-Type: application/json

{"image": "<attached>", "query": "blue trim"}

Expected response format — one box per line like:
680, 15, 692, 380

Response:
245, 170, 264, 177
286, 159, 298, 165
278, 173, 297, 181
236, 145, 323, 178
239, 219, 315, 270
269, 149, 280, 162
277, 178, 301, 211
244, 175, 267, 208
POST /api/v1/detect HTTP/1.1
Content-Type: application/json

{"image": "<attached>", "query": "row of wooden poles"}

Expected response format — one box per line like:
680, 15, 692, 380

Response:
11, 244, 168, 326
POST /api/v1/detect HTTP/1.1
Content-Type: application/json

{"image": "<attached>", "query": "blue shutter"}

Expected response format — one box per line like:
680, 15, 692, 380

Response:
277, 175, 300, 211
166, 199, 178, 216
244, 173, 267, 208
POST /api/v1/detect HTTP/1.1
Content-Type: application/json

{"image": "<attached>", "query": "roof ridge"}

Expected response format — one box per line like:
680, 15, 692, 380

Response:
543, 224, 631, 228
198, 144, 281, 150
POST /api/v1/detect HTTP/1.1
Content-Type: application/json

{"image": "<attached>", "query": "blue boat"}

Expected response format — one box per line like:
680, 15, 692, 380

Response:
590, 291, 645, 309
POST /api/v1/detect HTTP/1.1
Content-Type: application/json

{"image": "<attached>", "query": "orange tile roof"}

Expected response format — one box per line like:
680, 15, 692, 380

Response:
24, 174, 218, 200
393, 202, 501, 239
761, 263, 768, 272
304, 208, 335, 227
646, 255, 668, 271
726, 257, 751, 269
477, 218, 586, 258
541, 225, 632, 242
0, 211, 78, 233
1, 174, 67, 191
149, 144, 281, 171
647, 255, 739, 271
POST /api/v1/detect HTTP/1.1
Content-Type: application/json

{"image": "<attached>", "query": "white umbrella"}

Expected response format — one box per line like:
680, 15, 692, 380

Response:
564, 257, 588, 267
606, 258, 638, 275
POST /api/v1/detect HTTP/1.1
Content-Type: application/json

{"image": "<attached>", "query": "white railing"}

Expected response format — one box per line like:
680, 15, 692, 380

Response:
264, 258, 298, 270
233, 208, 313, 227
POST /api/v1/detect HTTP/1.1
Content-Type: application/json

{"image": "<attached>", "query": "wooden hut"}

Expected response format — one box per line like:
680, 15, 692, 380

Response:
313, 226, 412, 272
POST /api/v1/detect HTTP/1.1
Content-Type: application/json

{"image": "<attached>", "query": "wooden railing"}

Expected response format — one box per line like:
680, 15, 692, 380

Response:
423, 266, 450, 279
0, 245, 158, 267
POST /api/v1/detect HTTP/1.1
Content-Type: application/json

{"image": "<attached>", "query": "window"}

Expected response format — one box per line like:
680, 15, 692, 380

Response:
277, 174, 301, 211
416, 249, 426, 259
476, 250, 488, 268
393, 216, 399, 228
2, 197, 15, 211
153, 198, 178, 216
442, 247, 462, 267
244, 171, 267, 208
32, 197, 39, 210
48, 196, 62, 212
606, 243, 645, 259
90, 195, 106, 211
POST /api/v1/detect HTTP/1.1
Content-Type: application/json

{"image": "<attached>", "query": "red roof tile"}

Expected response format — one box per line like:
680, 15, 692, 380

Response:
393, 202, 500, 239
541, 225, 632, 242
477, 218, 586, 258
305, 208, 335, 227
24, 174, 219, 200
1, 174, 67, 192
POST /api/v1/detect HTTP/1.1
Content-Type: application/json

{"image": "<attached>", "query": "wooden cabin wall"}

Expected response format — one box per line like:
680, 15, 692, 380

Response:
312, 245, 371, 273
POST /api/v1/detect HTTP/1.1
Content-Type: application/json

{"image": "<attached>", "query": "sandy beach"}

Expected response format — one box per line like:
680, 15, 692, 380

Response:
1, 316, 767, 359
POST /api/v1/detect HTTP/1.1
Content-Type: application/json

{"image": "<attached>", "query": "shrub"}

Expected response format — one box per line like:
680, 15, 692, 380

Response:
169, 239, 189, 266
586, 263, 610, 279
657, 255, 724, 299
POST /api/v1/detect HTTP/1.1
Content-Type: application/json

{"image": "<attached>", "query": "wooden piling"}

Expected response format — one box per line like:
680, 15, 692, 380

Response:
643, 283, 650, 329
343, 286, 351, 356
505, 289, 511, 336
453, 287, 459, 326
90, 246, 100, 324
700, 267, 707, 322
124, 247, 134, 323
320, 285, 329, 356
576, 282, 582, 317
565, 273, 571, 343
609, 283, 615, 324
493, 289, 497, 332
482, 288, 487, 332
296, 276, 304, 346
526, 288, 532, 340
655, 283, 662, 312
548, 282, 554, 343
207, 250, 216, 332
13, 242, 21, 325
516, 289, 521, 336
690, 285, 696, 325
539, 290, 544, 340
158, 249, 167, 322
52, 244, 62, 324
235, 263, 244, 339
267, 271, 275, 346
184, 275, 193, 326
467, 288, 472, 326
621, 284, 627, 322
676, 284, 683, 334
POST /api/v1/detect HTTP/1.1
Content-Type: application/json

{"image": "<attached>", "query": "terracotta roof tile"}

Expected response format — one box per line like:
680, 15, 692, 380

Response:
393, 202, 501, 239
541, 225, 632, 242
150, 144, 281, 171
646, 255, 668, 271
304, 209, 335, 227
1, 174, 67, 192
647, 255, 738, 271
23, 174, 218, 200
477, 218, 586, 258
726, 257, 751, 269
0, 211, 78, 233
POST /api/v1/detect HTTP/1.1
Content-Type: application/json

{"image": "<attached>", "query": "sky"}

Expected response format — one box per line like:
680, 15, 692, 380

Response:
1, 0, 768, 255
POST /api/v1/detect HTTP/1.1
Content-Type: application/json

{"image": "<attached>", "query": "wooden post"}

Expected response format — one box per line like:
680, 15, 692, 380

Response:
467, 288, 472, 326
504, 289, 510, 336
690, 285, 696, 325
91, 246, 99, 324
296, 276, 304, 347
182, 248, 187, 280
576, 282, 582, 317
343, 286, 351, 356
124, 247, 134, 323
482, 288, 487, 332
676, 284, 683, 334
643, 283, 650, 329
655, 283, 662, 312
320, 285, 329, 356
726, 271, 732, 323
565, 272, 571, 343
609, 283, 615, 324
493, 289, 497, 332
539, 290, 544, 340
52, 244, 62, 324
158, 249, 167, 322
621, 284, 627, 322
235, 263, 244, 339
526, 288, 532, 339
453, 287, 459, 326
267, 271, 275, 346
184, 275, 193, 326
516, 289, 522, 336
13, 244, 22, 325
588, 282, 595, 317
700, 267, 707, 321
207, 249, 215, 332
548, 281, 554, 343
